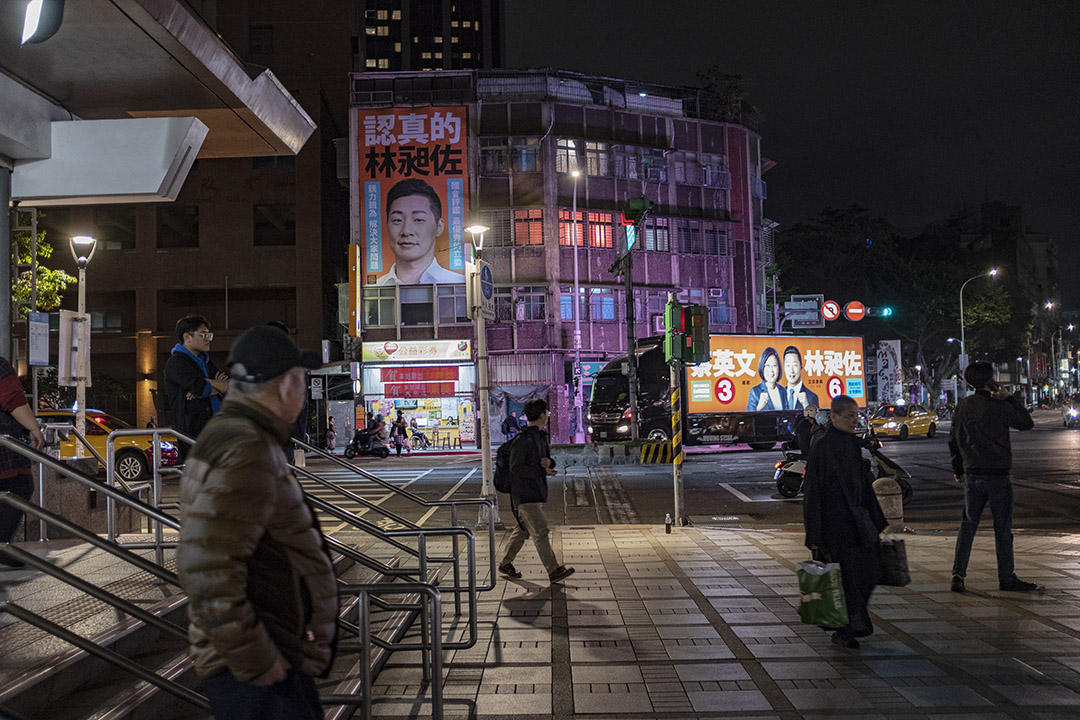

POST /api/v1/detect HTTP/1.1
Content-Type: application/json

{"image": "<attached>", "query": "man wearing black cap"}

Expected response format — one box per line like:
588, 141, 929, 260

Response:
176, 326, 335, 720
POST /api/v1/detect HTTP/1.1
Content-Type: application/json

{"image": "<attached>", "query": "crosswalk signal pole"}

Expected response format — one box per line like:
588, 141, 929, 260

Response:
666, 292, 687, 526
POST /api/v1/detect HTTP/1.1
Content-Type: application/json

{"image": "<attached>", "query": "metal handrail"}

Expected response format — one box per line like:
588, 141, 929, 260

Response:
294, 437, 498, 592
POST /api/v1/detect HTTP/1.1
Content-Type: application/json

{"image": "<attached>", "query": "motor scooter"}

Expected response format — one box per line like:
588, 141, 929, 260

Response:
773, 435, 913, 504
343, 429, 390, 459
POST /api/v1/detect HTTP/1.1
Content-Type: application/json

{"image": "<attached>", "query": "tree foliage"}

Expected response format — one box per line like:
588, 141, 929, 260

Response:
776, 206, 1028, 402
12, 211, 77, 317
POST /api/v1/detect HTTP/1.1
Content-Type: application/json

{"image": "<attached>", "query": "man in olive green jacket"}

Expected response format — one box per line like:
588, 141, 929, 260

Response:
177, 326, 332, 720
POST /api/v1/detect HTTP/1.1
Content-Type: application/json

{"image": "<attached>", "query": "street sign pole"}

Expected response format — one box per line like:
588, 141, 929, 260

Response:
668, 292, 686, 526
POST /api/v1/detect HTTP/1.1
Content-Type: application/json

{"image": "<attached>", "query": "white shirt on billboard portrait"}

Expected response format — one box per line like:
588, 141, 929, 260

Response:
374, 257, 463, 285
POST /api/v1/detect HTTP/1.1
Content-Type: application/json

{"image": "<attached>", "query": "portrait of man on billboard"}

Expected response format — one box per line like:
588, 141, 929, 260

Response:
782, 345, 820, 410
375, 178, 462, 286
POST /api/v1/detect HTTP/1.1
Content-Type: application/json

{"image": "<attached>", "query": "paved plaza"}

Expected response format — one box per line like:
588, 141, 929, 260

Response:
371, 524, 1080, 719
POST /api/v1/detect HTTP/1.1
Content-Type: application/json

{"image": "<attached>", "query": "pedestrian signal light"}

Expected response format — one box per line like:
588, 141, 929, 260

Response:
867, 306, 894, 317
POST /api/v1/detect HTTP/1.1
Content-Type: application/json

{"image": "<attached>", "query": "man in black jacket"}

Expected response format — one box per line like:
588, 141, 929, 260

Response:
804, 395, 888, 649
165, 316, 228, 459
949, 362, 1036, 593
497, 399, 575, 583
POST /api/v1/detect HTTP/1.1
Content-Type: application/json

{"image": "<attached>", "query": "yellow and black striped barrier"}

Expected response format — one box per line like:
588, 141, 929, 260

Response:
640, 441, 672, 463
671, 379, 683, 469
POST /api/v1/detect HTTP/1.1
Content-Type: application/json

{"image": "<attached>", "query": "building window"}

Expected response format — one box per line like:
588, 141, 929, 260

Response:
378, 58, 389, 69
252, 155, 296, 172
158, 205, 199, 249
254, 205, 296, 246
708, 290, 731, 326
702, 154, 730, 188
671, 152, 699, 185
589, 288, 616, 322
363, 286, 396, 327
641, 148, 667, 182
517, 286, 547, 321
558, 210, 585, 247
614, 145, 639, 180
513, 209, 543, 246
437, 284, 469, 324
704, 221, 729, 256
366, 58, 377, 68
560, 286, 586, 321
94, 205, 136, 250
555, 138, 581, 174
474, 209, 512, 248
586, 141, 610, 176
481, 138, 509, 173
90, 311, 122, 334
587, 212, 614, 249
249, 24, 273, 55
512, 137, 540, 172
644, 217, 670, 252
675, 219, 703, 254
400, 285, 434, 326
493, 286, 514, 321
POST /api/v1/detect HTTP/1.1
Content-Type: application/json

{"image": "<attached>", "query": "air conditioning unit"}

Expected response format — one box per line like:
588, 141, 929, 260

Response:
646, 167, 663, 182
652, 314, 665, 333
708, 288, 727, 298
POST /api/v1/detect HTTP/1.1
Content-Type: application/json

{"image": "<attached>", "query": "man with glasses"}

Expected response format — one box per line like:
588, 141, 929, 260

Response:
165, 315, 228, 458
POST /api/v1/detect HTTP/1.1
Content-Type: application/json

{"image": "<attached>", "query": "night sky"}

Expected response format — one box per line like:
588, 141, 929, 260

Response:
505, 1, 1080, 305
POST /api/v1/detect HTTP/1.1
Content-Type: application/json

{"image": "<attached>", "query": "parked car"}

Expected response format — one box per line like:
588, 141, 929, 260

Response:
35, 409, 179, 481
868, 403, 938, 440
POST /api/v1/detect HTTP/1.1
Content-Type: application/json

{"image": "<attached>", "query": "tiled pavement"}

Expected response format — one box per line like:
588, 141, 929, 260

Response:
370, 525, 1080, 719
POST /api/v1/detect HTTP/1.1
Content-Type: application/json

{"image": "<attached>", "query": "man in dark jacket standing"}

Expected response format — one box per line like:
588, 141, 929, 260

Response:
164, 316, 228, 457
497, 399, 575, 583
949, 361, 1036, 593
804, 395, 887, 649
177, 326, 332, 720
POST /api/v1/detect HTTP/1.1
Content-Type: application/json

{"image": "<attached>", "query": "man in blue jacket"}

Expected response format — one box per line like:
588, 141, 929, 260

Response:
498, 399, 575, 583
165, 315, 228, 457
949, 362, 1036, 593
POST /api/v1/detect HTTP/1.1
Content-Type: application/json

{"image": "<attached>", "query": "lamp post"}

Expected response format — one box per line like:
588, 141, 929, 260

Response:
958, 268, 997, 371
570, 170, 585, 443
1051, 323, 1073, 402
69, 235, 97, 457
464, 225, 495, 510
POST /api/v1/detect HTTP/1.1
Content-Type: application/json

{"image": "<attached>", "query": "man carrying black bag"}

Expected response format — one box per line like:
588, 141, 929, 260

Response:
803, 395, 888, 649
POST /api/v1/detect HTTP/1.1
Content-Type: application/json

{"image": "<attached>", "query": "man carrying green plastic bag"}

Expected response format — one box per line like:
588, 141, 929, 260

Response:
797, 560, 849, 628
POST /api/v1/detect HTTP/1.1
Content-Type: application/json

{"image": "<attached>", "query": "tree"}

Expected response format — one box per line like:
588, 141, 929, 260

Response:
775, 206, 1024, 404
12, 209, 77, 317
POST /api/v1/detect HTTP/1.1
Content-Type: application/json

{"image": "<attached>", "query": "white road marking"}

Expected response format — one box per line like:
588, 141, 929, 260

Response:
416, 468, 477, 526
717, 482, 799, 503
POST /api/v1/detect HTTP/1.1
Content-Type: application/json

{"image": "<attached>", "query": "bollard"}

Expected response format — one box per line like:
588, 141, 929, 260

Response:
873, 476, 904, 532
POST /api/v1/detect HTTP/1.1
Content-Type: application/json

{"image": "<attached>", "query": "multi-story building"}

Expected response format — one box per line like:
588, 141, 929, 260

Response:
350, 69, 774, 444
357, 0, 504, 71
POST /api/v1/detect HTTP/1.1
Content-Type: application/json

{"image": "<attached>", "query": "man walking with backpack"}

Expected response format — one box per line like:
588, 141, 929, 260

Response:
497, 399, 575, 583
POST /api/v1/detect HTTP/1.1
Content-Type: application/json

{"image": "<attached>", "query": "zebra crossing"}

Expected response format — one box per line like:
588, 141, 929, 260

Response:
298, 465, 478, 532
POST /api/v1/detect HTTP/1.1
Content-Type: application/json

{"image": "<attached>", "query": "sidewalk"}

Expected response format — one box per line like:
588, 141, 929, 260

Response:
371, 524, 1080, 719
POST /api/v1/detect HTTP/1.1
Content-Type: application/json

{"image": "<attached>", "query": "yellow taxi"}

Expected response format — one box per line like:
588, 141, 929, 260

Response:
869, 403, 938, 440
35, 409, 179, 481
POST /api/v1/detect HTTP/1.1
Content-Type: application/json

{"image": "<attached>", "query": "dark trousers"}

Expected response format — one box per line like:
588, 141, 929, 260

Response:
201, 666, 322, 720
830, 543, 881, 639
0, 473, 34, 543
952, 473, 1015, 582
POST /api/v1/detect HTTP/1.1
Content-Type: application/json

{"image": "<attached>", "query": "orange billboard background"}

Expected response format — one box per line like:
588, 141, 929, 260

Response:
357, 106, 469, 286
685, 335, 866, 415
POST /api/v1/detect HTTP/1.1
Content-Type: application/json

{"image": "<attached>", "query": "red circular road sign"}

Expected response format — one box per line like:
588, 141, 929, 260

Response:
821, 300, 841, 321
844, 301, 866, 322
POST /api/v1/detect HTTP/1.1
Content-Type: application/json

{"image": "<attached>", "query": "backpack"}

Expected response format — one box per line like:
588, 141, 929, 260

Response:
493, 434, 518, 493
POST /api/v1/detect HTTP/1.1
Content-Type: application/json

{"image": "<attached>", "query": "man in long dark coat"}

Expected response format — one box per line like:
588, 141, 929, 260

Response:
803, 395, 887, 649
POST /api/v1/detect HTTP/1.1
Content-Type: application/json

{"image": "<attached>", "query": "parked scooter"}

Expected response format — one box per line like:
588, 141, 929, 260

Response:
774, 433, 913, 504
343, 427, 390, 459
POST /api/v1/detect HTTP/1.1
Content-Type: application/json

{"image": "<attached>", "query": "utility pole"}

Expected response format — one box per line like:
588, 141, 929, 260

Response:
612, 196, 653, 441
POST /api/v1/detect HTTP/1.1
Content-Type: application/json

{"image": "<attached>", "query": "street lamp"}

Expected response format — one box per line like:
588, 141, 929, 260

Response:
1051, 323, 1074, 402
570, 169, 585, 443
958, 268, 997, 370
69, 235, 97, 456
464, 225, 496, 517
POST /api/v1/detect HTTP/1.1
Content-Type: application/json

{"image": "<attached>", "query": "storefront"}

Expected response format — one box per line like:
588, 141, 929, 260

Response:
361, 340, 476, 448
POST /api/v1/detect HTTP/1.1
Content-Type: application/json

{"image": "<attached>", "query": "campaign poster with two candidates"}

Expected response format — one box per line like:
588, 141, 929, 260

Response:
684, 335, 866, 415
357, 106, 469, 287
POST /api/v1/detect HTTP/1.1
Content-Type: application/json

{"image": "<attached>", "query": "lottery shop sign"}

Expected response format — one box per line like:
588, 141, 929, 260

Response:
684, 335, 866, 415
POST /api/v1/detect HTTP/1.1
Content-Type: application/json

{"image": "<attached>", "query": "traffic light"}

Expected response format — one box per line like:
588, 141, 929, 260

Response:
867, 306, 894, 317
686, 304, 710, 364
621, 195, 654, 226
664, 299, 685, 365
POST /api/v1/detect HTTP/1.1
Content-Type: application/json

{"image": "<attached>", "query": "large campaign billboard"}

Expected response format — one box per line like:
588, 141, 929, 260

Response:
685, 335, 866, 415
357, 106, 469, 287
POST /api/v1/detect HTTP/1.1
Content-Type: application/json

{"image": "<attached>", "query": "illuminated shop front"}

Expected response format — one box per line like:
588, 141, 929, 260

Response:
361, 339, 477, 448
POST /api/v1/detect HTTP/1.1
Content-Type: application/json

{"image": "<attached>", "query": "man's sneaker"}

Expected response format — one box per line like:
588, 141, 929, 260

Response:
498, 562, 522, 579
999, 576, 1037, 592
548, 566, 575, 583
831, 632, 860, 649
950, 576, 965, 593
